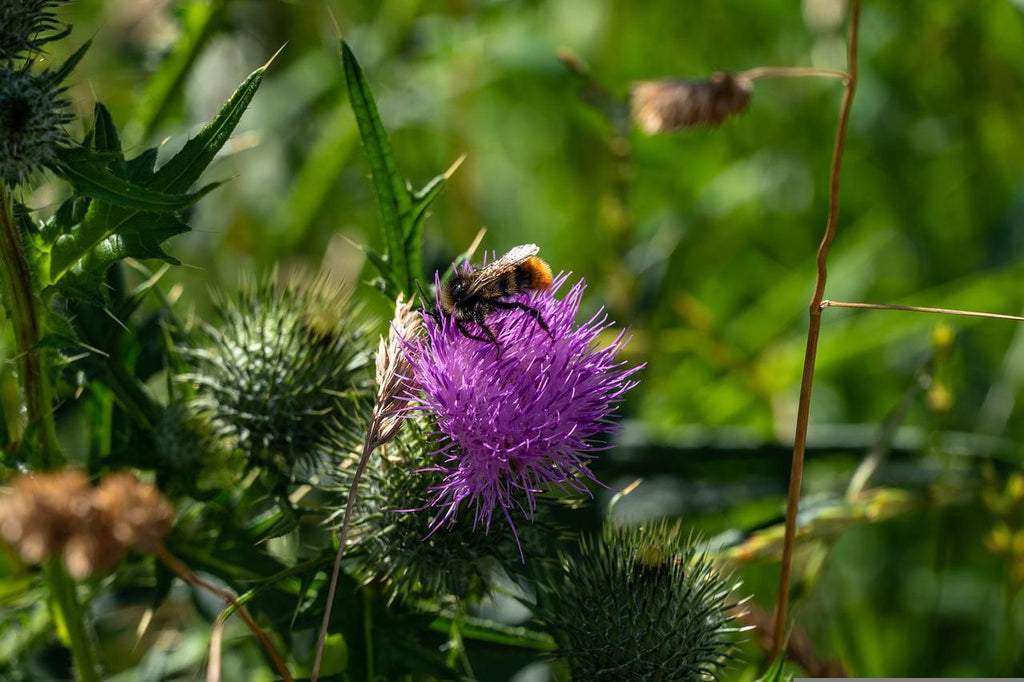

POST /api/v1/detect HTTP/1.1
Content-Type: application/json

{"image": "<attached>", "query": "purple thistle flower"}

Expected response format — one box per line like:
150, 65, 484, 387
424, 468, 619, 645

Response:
402, 271, 641, 551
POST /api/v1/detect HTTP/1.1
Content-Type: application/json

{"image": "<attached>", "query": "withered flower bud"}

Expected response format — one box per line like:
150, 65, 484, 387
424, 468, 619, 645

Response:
630, 72, 753, 134
92, 472, 174, 553
0, 469, 173, 578
0, 469, 91, 564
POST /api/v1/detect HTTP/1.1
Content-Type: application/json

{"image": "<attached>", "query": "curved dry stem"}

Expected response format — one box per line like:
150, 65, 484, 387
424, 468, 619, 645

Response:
156, 546, 294, 682
772, 0, 862, 659
311, 412, 383, 682
207, 617, 224, 682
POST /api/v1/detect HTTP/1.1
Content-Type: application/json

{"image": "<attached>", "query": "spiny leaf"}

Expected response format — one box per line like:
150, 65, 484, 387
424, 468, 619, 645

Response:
151, 63, 265, 193
47, 40, 91, 86
55, 146, 218, 212
91, 103, 121, 155
42, 66, 266, 299
403, 158, 461, 291
361, 246, 392, 283
342, 40, 410, 296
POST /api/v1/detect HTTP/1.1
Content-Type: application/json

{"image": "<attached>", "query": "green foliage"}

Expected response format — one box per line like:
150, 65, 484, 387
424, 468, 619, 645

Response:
342, 41, 455, 298
34, 64, 264, 301
2, 1, 1024, 680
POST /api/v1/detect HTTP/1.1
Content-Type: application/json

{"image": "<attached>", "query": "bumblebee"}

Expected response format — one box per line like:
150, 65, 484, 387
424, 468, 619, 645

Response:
431, 243, 554, 356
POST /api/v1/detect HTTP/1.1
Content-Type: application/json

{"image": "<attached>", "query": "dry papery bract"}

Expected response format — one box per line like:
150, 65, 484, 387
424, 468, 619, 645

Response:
0, 469, 173, 578
630, 72, 753, 134
372, 294, 422, 447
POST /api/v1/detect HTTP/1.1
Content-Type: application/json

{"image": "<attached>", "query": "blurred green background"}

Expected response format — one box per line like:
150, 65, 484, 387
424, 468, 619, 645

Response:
31, 0, 1024, 677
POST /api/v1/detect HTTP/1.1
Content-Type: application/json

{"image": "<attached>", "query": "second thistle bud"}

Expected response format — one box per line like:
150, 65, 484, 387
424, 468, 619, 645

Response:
180, 272, 374, 479
535, 521, 745, 681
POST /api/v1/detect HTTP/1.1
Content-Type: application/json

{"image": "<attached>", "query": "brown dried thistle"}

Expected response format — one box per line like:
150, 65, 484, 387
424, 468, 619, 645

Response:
0, 469, 92, 565
92, 471, 174, 553
0, 469, 173, 578
630, 72, 753, 134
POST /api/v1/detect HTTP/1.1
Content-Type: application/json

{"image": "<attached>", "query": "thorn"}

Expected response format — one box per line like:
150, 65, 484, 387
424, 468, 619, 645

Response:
443, 153, 467, 180
327, 8, 342, 41
262, 43, 287, 71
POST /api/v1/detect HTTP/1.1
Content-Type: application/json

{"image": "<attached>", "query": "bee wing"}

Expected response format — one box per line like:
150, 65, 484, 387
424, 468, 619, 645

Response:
465, 244, 540, 296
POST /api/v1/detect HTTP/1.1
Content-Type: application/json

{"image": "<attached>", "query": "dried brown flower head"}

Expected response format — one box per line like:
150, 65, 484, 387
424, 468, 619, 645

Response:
0, 469, 173, 578
0, 469, 91, 564
630, 72, 753, 134
93, 472, 174, 552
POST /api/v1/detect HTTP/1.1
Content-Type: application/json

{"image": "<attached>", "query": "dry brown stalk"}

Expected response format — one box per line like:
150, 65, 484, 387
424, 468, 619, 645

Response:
311, 294, 422, 681
155, 546, 294, 682
772, 0, 862, 659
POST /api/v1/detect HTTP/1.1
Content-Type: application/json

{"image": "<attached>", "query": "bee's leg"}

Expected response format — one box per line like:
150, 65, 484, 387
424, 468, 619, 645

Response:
455, 319, 500, 359
468, 311, 502, 360
490, 300, 553, 338
415, 280, 443, 325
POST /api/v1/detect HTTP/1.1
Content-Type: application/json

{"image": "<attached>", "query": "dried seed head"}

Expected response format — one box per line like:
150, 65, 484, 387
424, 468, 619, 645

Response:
93, 472, 174, 553
0, 470, 173, 578
0, 469, 91, 563
63, 516, 123, 579
630, 72, 753, 134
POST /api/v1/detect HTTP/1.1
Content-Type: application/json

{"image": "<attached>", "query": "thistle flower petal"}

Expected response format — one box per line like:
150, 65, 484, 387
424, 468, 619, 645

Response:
403, 273, 640, 547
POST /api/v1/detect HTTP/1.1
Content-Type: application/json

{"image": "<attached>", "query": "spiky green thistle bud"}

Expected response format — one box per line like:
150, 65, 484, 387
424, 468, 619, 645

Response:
536, 521, 745, 681
153, 402, 243, 496
0, 64, 72, 186
180, 272, 374, 480
0, 0, 70, 62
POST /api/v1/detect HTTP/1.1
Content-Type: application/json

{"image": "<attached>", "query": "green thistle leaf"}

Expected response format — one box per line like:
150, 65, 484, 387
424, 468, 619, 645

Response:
55, 145, 219, 212
342, 41, 459, 299
342, 40, 409, 295
41, 63, 265, 301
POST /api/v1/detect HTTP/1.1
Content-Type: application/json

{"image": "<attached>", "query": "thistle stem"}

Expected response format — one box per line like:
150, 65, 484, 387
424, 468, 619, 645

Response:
42, 560, 102, 682
771, 0, 861, 658
311, 412, 383, 681
1, 185, 98, 678
0, 182, 62, 467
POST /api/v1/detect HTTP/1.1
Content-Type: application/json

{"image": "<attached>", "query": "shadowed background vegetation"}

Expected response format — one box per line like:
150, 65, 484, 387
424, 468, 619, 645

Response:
14, 0, 1024, 677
